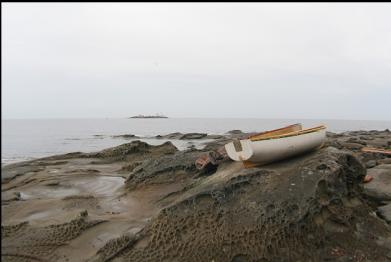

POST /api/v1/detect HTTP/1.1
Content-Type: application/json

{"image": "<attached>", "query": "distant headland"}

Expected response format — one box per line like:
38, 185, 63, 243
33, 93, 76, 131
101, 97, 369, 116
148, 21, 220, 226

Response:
129, 114, 168, 119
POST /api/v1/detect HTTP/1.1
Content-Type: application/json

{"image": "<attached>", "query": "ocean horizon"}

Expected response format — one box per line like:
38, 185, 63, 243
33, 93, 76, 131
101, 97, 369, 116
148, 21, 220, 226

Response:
2, 117, 391, 165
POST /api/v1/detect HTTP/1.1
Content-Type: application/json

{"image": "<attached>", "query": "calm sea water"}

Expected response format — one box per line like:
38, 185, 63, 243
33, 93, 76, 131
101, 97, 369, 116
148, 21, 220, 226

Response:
2, 118, 390, 165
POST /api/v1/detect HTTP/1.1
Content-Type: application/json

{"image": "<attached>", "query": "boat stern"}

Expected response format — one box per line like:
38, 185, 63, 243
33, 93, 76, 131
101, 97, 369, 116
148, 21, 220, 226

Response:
224, 139, 253, 161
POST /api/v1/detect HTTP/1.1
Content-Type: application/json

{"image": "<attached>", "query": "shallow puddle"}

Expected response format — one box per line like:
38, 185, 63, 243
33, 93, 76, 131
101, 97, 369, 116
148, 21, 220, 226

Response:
20, 176, 125, 200
24, 208, 63, 221
73, 176, 125, 197
20, 187, 80, 200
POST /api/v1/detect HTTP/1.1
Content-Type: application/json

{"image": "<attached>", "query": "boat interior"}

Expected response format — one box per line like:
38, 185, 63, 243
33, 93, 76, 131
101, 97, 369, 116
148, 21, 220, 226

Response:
248, 123, 302, 141
249, 124, 326, 142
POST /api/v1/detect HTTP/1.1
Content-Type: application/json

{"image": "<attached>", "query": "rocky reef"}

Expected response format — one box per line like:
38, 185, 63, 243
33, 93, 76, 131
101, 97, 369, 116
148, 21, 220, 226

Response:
2, 211, 104, 261
2, 130, 391, 261
90, 148, 390, 261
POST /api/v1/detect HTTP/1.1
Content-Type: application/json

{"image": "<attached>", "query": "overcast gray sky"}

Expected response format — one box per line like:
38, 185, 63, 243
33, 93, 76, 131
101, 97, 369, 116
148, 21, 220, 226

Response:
2, 3, 391, 120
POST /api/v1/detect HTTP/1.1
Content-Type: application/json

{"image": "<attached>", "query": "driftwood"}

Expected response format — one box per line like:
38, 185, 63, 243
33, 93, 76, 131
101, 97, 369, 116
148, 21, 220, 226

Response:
361, 147, 391, 155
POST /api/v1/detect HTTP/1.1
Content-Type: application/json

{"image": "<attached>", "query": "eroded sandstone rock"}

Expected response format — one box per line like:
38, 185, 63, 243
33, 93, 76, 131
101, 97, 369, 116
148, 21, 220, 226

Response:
378, 203, 391, 224
111, 134, 140, 139
125, 150, 204, 189
363, 164, 391, 201
90, 140, 177, 161
91, 148, 391, 261
2, 211, 105, 261
2, 130, 391, 262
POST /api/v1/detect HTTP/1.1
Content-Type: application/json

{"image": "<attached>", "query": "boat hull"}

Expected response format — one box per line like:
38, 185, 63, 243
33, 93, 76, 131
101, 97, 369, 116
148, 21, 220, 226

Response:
225, 127, 326, 165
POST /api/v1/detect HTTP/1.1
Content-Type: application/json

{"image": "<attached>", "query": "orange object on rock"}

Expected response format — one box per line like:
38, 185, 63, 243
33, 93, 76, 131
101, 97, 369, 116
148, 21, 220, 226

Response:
363, 175, 373, 183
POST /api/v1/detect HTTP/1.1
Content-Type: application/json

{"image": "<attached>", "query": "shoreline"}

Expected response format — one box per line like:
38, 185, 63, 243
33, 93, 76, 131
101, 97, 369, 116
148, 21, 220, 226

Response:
2, 128, 390, 167
2, 129, 391, 260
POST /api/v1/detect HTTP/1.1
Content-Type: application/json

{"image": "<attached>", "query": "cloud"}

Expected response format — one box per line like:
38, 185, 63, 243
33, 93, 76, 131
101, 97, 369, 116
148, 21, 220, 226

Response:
2, 3, 391, 120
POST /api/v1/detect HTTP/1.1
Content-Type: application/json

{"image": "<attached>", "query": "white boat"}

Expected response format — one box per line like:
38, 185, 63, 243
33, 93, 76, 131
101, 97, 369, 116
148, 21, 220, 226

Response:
224, 124, 326, 167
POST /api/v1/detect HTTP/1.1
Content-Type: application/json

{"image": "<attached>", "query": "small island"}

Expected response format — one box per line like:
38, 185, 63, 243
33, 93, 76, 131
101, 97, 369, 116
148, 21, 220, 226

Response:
129, 114, 168, 119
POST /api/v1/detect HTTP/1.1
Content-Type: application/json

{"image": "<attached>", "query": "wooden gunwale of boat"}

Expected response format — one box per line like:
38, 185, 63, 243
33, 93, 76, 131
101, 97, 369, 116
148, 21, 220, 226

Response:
248, 123, 302, 141
249, 125, 326, 142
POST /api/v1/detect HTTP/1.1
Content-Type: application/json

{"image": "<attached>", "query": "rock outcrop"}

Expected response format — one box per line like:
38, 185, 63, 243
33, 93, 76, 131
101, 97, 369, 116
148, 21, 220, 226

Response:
111, 134, 140, 139
90, 148, 391, 261
90, 140, 178, 162
325, 130, 391, 168
179, 133, 208, 140
363, 164, 391, 202
155, 132, 209, 140
2, 130, 391, 262
378, 204, 391, 224
2, 211, 105, 262
125, 150, 204, 189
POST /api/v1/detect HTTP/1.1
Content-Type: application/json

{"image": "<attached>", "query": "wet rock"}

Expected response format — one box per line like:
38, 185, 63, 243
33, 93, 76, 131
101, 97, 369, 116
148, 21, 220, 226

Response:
112, 134, 140, 139
379, 158, 391, 165
205, 134, 225, 139
202, 131, 257, 151
359, 135, 374, 141
202, 138, 232, 151
64, 168, 100, 174
119, 161, 143, 173
363, 164, 391, 201
377, 164, 391, 169
326, 131, 343, 138
92, 148, 391, 261
3, 130, 391, 262
324, 138, 344, 149
180, 133, 207, 140
1, 212, 105, 261
370, 139, 390, 148
91, 140, 177, 161
346, 137, 366, 145
44, 181, 60, 186
226, 129, 243, 134
330, 131, 391, 158
1, 165, 45, 184
155, 132, 183, 139
38, 152, 86, 161
125, 150, 203, 189
1, 192, 21, 203
366, 160, 377, 168
340, 142, 364, 150
378, 203, 391, 224
156, 132, 213, 140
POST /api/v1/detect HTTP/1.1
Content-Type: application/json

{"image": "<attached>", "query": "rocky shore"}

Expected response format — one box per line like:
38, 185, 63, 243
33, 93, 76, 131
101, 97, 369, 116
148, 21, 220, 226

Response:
2, 129, 391, 261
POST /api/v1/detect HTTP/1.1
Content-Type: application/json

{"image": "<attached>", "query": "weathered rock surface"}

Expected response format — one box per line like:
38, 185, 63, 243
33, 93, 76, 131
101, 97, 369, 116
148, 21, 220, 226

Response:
155, 132, 183, 139
111, 134, 140, 139
226, 129, 244, 135
155, 132, 210, 140
2, 129, 391, 262
1, 140, 179, 181
366, 160, 377, 168
1, 164, 46, 184
125, 150, 203, 189
90, 140, 177, 162
205, 134, 225, 139
378, 203, 391, 224
2, 211, 105, 261
325, 130, 391, 169
363, 164, 391, 201
179, 133, 208, 140
90, 148, 391, 261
